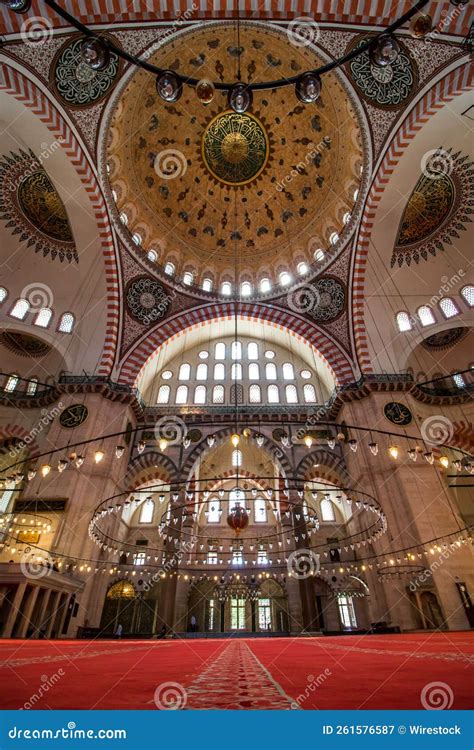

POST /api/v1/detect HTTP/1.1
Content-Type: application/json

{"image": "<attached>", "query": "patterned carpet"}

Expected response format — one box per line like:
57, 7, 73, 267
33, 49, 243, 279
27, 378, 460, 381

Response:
0, 632, 472, 710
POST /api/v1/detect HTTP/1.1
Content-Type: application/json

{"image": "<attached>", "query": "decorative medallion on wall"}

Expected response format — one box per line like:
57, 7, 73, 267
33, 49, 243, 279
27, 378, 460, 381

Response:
383, 401, 412, 426
126, 276, 171, 325
1, 331, 51, 358
392, 149, 474, 268
201, 111, 269, 186
307, 277, 346, 323
59, 403, 89, 429
0, 148, 77, 263
347, 36, 417, 109
421, 327, 467, 350
52, 35, 121, 107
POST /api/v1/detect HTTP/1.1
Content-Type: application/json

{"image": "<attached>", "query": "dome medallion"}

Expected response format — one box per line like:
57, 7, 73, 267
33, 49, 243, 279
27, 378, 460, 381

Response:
202, 111, 269, 186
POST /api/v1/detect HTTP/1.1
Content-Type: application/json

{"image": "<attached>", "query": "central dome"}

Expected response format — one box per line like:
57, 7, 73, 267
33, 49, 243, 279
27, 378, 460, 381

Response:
202, 111, 269, 185
105, 21, 366, 289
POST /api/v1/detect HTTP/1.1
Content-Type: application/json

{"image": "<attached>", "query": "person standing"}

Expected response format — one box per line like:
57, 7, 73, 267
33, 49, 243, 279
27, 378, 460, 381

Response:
115, 623, 123, 639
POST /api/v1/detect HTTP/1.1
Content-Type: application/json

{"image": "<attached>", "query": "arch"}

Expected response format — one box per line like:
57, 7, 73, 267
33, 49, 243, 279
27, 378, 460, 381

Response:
0, 424, 40, 459
296, 450, 350, 485
352, 62, 473, 372
0, 63, 120, 376
118, 306, 356, 387
125, 452, 178, 490
181, 427, 293, 480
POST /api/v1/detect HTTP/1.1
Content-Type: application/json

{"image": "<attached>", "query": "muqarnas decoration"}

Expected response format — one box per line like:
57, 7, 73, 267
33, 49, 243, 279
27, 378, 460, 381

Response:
392, 148, 474, 268
0, 148, 77, 263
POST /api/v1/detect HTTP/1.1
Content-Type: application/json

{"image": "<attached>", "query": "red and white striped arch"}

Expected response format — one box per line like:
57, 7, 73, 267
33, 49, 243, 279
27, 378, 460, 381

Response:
352, 61, 473, 373
0, 63, 120, 377
1, 1, 471, 36
117, 304, 357, 387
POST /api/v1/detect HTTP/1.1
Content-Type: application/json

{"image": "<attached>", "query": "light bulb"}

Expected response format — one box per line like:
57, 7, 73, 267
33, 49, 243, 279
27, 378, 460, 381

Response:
27, 469, 37, 481
159, 438, 168, 452
115, 445, 125, 459
368, 441, 378, 456
304, 435, 313, 449
183, 437, 191, 449
407, 448, 417, 462
137, 440, 145, 454
40, 464, 51, 477
295, 73, 322, 103
196, 78, 215, 105
207, 435, 216, 447
409, 13, 433, 38
369, 34, 400, 67
348, 438, 358, 452
75, 455, 84, 468
227, 82, 252, 113
439, 456, 449, 469
327, 438, 336, 450
453, 459, 462, 471
57, 459, 68, 473
231, 433, 240, 448
423, 452, 434, 465
94, 450, 105, 464
81, 37, 110, 70
388, 446, 399, 460
256, 434, 265, 447
156, 70, 182, 102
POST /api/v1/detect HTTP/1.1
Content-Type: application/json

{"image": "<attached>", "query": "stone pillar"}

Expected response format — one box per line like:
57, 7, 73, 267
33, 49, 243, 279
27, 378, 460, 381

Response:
16, 585, 40, 638
2, 582, 27, 638
45, 590, 62, 638
32, 588, 52, 638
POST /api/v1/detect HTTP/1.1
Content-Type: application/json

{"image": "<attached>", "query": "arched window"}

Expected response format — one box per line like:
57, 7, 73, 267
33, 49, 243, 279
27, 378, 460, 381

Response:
230, 383, 244, 404
329, 231, 339, 245
0, 287, 8, 303
214, 363, 225, 380
221, 281, 232, 295
254, 497, 267, 523
196, 363, 208, 380
343, 211, 351, 225
215, 342, 226, 360
418, 305, 435, 326
232, 449, 242, 467
282, 362, 294, 380
212, 385, 224, 404
132, 232, 142, 246
279, 271, 291, 286
303, 384, 317, 403
267, 384, 280, 403
231, 341, 242, 360
119, 212, 128, 225
265, 362, 277, 380
5, 374, 19, 392
314, 249, 325, 262
249, 384, 261, 403
178, 363, 191, 380
285, 384, 298, 403
34, 308, 52, 328
202, 277, 213, 292
461, 285, 474, 307
27, 378, 38, 396
164, 262, 175, 275
58, 312, 74, 333
231, 363, 242, 380
241, 281, 252, 297
139, 499, 154, 524
207, 499, 220, 523
147, 249, 157, 263
396, 311, 412, 332
157, 385, 170, 404
260, 278, 271, 293
453, 373, 465, 388
297, 262, 308, 275
247, 342, 258, 360
175, 385, 188, 404
229, 487, 245, 506
9, 298, 29, 320
161, 370, 172, 380
248, 362, 260, 380
194, 385, 206, 404
182, 271, 194, 286
321, 497, 336, 522
439, 298, 460, 319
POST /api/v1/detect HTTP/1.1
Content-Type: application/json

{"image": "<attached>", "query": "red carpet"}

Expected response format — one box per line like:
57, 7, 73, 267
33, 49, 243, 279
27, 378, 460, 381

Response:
0, 632, 472, 710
